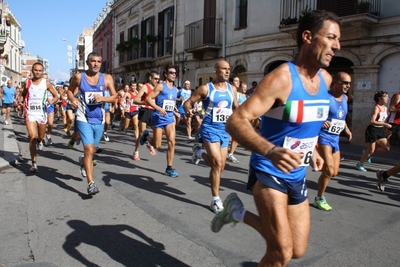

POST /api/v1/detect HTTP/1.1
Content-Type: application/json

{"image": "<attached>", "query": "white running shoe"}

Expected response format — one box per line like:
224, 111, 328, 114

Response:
210, 198, 224, 214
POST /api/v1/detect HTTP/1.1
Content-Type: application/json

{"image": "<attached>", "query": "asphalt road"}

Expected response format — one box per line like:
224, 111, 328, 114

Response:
1, 115, 400, 267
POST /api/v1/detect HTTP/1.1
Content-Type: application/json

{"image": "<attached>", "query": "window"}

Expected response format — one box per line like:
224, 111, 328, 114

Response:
158, 6, 174, 57
141, 16, 155, 58
235, 0, 247, 30
128, 24, 139, 60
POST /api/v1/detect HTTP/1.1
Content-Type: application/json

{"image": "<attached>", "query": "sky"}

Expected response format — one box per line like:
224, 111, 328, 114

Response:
9, 0, 109, 82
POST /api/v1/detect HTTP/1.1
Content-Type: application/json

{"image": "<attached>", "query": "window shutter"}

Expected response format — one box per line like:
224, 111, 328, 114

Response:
158, 11, 164, 57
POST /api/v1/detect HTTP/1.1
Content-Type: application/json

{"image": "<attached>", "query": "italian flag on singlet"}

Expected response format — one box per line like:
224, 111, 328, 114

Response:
265, 99, 329, 123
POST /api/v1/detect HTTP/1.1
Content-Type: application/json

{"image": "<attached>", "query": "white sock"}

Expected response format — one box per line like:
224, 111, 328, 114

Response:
212, 196, 220, 202
104, 131, 107, 135
196, 149, 204, 158
232, 207, 246, 223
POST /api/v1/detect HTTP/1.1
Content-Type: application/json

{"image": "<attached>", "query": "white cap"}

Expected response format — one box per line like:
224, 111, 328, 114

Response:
184, 80, 190, 84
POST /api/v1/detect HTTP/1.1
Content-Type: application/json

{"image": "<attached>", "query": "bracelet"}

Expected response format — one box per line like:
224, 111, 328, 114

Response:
266, 146, 277, 159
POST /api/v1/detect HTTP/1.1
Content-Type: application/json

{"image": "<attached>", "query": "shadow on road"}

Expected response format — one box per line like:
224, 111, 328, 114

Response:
63, 219, 190, 267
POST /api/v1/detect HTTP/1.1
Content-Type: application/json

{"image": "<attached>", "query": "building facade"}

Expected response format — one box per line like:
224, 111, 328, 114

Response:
90, 0, 400, 145
0, 1, 24, 86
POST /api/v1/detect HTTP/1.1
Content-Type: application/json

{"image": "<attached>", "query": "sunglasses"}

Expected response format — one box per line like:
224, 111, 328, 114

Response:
168, 71, 177, 75
340, 81, 351, 85
153, 77, 160, 81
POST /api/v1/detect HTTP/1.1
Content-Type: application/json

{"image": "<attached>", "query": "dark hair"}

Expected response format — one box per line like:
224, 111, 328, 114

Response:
374, 91, 388, 103
252, 81, 257, 86
86, 52, 102, 61
32, 62, 44, 70
296, 10, 341, 49
163, 64, 178, 77
149, 70, 159, 78
229, 75, 239, 83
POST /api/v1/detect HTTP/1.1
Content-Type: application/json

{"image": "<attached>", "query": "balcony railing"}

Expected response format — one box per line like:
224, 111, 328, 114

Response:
184, 17, 222, 51
280, 0, 381, 26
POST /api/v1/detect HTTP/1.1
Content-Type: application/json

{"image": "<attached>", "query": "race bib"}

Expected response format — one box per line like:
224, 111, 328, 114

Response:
328, 118, 345, 135
162, 100, 175, 111
282, 136, 318, 166
212, 107, 232, 122
85, 92, 102, 105
28, 99, 43, 115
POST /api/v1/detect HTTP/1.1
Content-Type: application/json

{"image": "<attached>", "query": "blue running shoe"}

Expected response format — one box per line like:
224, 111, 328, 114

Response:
140, 130, 149, 146
165, 167, 178, 177
356, 162, 367, 172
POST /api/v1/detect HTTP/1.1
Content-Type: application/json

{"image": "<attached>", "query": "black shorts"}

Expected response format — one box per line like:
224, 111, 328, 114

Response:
125, 111, 139, 119
389, 123, 400, 135
365, 125, 386, 143
2, 103, 13, 109
139, 108, 153, 125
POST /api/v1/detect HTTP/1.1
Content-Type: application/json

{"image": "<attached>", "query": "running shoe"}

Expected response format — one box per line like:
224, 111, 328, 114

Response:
133, 153, 141, 161
165, 167, 178, 177
68, 139, 75, 149
187, 136, 195, 141
29, 163, 39, 173
36, 139, 44, 151
46, 135, 53, 145
376, 169, 386, 192
79, 155, 87, 178
103, 132, 110, 141
362, 149, 372, 163
87, 181, 100, 195
227, 154, 240, 164
146, 142, 157, 156
313, 197, 332, 211
210, 198, 224, 214
4, 120, 9, 125
211, 193, 244, 233
191, 144, 201, 165
96, 148, 102, 154
140, 130, 149, 145
356, 162, 367, 172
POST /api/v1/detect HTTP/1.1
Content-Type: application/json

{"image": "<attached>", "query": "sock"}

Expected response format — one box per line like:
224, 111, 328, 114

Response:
167, 165, 172, 170
228, 153, 233, 157
134, 151, 139, 155
196, 149, 204, 158
315, 196, 324, 200
46, 134, 51, 139
104, 131, 107, 135
232, 208, 246, 223
212, 196, 220, 202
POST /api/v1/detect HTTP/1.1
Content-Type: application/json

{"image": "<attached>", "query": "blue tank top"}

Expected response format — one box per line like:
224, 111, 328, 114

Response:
250, 62, 330, 182
153, 81, 177, 123
319, 92, 348, 140
202, 82, 234, 131
76, 72, 106, 124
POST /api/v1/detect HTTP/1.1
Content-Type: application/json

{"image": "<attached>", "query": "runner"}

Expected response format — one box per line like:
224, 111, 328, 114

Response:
22, 62, 59, 173
184, 60, 238, 214
67, 52, 117, 195
210, 10, 340, 266
139, 64, 179, 177
133, 71, 159, 160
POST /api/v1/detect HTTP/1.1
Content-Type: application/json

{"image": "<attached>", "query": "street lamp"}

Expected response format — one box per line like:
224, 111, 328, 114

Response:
61, 38, 76, 75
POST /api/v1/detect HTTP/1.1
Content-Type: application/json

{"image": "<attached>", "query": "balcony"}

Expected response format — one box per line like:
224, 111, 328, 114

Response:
184, 17, 222, 60
279, 0, 381, 39
0, 30, 7, 50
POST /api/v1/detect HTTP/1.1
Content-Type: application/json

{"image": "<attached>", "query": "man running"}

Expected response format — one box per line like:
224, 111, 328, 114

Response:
314, 71, 352, 211
133, 71, 159, 160
184, 60, 238, 214
139, 65, 179, 177
22, 62, 59, 173
211, 10, 341, 266
67, 52, 117, 195
2, 80, 16, 125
